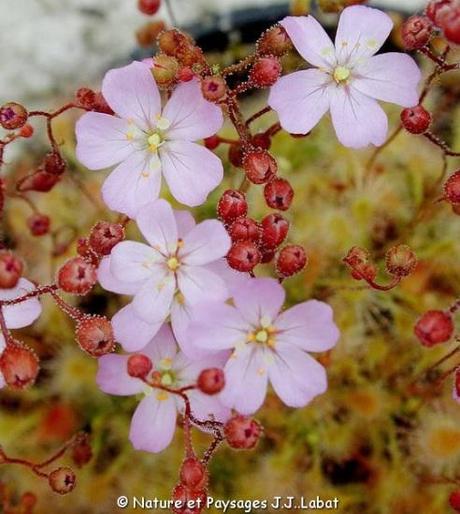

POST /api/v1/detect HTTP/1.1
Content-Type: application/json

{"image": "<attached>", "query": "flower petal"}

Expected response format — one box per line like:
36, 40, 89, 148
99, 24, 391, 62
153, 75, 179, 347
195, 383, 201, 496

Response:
233, 278, 285, 327
275, 300, 340, 352
352, 53, 421, 107
160, 141, 223, 207
268, 343, 327, 408
162, 79, 224, 141
179, 220, 230, 266
174, 210, 196, 238
75, 112, 133, 170
269, 69, 331, 135
132, 274, 175, 323
329, 86, 388, 148
177, 266, 228, 305
142, 323, 177, 363
281, 16, 335, 68
96, 354, 145, 396
112, 303, 163, 352
110, 241, 159, 283
335, 6, 393, 66
136, 199, 178, 254
101, 151, 162, 218
220, 345, 269, 415
205, 259, 252, 299
98, 257, 143, 295
188, 391, 231, 423
1, 279, 42, 329
129, 394, 177, 453
102, 61, 161, 131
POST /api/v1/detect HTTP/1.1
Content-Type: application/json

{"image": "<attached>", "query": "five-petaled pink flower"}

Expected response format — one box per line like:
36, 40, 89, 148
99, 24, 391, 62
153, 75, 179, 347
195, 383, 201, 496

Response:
76, 61, 224, 217
0, 279, 42, 388
98, 199, 231, 355
96, 324, 230, 453
189, 278, 340, 414
269, 6, 422, 148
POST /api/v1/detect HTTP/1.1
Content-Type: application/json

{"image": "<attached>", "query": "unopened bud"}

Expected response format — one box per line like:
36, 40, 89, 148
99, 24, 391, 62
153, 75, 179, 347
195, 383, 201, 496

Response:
57, 257, 97, 295
71, 433, 92, 468
249, 56, 282, 87
402, 15, 433, 50
138, 0, 161, 16
264, 178, 294, 210
89, 221, 124, 256
197, 368, 225, 395
48, 467, 76, 495
444, 170, 460, 205
152, 54, 179, 87
261, 213, 289, 249
224, 415, 262, 450
243, 150, 277, 184
276, 245, 307, 277
127, 354, 153, 379
229, 218, 261, 243
217, 190, 248, 224
0, 341, 39, 389
227, 241, 261, 272
257, 25, 292, 56
75, 316, 115, 357
27, 213, 51, 237
0, 102, 28, 130
385, 244, 417, 277
414, 310, 454, 347
201, 76, 226, 103
75, 88, 96, 110
136, 21, 166, 48
0, 250, 23, 288
180, 457, 208, 490
401, 105, 431, 134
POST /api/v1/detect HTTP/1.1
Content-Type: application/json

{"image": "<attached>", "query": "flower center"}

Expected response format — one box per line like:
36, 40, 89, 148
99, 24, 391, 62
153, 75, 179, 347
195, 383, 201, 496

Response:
146, 116, 171, 153
247, 317, 277, 348
167, 257, 180, 271
147, 132, 163, 153
333, 66, 351, 84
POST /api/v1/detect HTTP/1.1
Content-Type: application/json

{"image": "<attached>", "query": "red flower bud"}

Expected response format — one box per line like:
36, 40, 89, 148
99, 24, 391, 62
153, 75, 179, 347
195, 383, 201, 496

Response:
224, 415, 262, 450
180, 457, 208, 490
158, 30, 191, 56
0, 102, 28, 130
228, 143, 244, 168
197, 368, 225, 395
260, 247, 275, 263
43, 151, 66, 175
251, 132, 271, 150
250, 56, 282, 87
89, 221, 124, 256
201, 76, 226, 102
227, 241, 261, 272
71, 433, 92, 468
385, 244, 417, 277
0, 341, 39, 389
138, 0, 161, 16
443, 9, 460, 45
264, 178, 294, 211
0, 250, 23, 288
16, 170, 61, 193
19, 124, 34, 138
57, 257, 97, 295
136, 21, 166, 48
449, 489, 460, 511
401, 105, 432, 134
228, 217, 260, 243
401, 15, 433, 50
127, 354, 153, 379
260, 213, 289, 249
257, 25, 292, 56
343, 247, 377, 281
243, 150, 277, 184
276, 245, 307, 277
426, 0, 453, 26
27, 213, 51, 237
75, 316, 115, 357
152, 54, 179, 87
48, 467, 76, 495
92, 92, 113, 115
172, 484, 206, 514
444, 170, 460, 205
217, 190, 248, 224
178, 66, 195, 82
75, 87, 96, 110
203, 135, 220, 150
414, 310, 454, 347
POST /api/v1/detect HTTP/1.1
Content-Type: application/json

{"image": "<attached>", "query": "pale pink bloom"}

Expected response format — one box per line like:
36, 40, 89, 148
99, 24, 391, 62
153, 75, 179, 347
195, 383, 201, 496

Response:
189, 278, 340, 414
268, 6, 421, 148
0, 279, 42, 388
96, 324, 230, 453
98, 199, 231, 355
76, 61, 224, 217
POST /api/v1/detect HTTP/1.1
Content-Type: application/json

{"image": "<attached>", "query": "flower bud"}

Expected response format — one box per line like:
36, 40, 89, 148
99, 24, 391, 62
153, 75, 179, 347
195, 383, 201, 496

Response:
92, 92, 113, 115
75, 87, 96, 110
136, 21, 166, 48
0, 102, 28, 130
426, 0, 453, 26
180, 457, 208, 490
243, 150, 277, 184
444, 170, 460, 205
43, 151, 66, 175
217, 190, 248, 224
252, 132, 271, 150
201, 76, 226, 102
89, 221, 124, 256
224, 415, 262, 450
127, 354, 153, 379
176, 45, 205, 68
75, 316, 115, 357
401, 15, 433, 50
27, 213, 51, 236
257, 25, 292, 56
276, 245, 307, 277
48, 467, 76, 495
158, 30, 191, 56
138, 0, 161, 16
19, 124, 34, 138
250, 56, 282, 87
71, 433, 92, 468
16, 170, 61, 193
260, 213, 289, 249
0, 341, 39, 389
178, 66, 194, 82
203, 135, 220, 150
152, 54, 179, 87
228, 143, 244, 168
443, 10, 460, 45
57, 257, 97, 295
343, 246, 377, 281
227, 241, 261, 272
401, 105, 432, 134
385, 244, 417, 277
264, 178, 294, 210
172, 484, 206, 514
197, 368, 225, 395
0, 250, 23, 288
414, 310, 454, 347
229, 218, 261, 243
449, 489, 460, 511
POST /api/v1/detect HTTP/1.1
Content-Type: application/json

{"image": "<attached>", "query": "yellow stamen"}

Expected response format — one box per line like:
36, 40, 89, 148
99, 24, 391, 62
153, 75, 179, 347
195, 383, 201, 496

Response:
148, 133, 161, 152
161, 373, 173, 386
255, 330, 268, 343
167, 257, 180, 271
156, 390, 169, 401
333, 66, 351, 84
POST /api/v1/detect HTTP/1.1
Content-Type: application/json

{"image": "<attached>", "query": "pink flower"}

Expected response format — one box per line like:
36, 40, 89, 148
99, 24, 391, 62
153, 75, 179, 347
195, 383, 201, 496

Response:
189, 278, 340, 414
76, 61, 224, 217
268, 6, 422, 148
0, 279, 42, 388
98, 199, 231, 355
96, 324, 230, 453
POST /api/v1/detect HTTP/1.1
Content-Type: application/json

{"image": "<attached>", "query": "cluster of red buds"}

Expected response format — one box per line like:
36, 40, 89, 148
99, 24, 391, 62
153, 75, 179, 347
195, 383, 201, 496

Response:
426, 0, 460, 45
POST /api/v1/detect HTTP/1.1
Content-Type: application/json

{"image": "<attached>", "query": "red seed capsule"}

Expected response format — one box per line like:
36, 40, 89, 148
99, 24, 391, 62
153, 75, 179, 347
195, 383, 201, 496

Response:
203, 135, 220, 150
251, 132, 271, 150
260, 213, 289, 249
0, 250, 23, 288
443, 9, 460, 45
75, 316, 115, 357
0, 102, 28, 130
228, 217, 260, 243
264, 178, 294, 210
201, 75, 226, 102
0, 341, 39, 389
414, 310, 454, 347
172, 484, 206, 514
385, 244, 417, 277
27, 213, 51, 236
138, 0, 161, 15
16, 170, 61, 193
401, 15, 433, 50
249, 56, 282, 87
217, 190, 248, 224
426, 0, 453, 26
276, 245, 307, 277
89, 221, 124, 256
257, 25, 292, 56
152, 54, 179, 87
57, 257, 97, 295
243, 151, 277, 184
71, 433, 92, 468
158, 29, 191, 57
228, 143, 244, 168
449, 489, 460, 511
75, 87, 96, 110
197, 368, 225, 395
48, 467, 76, 495
227, 241, 261, 272
180, 457, 208, 490
224, 415, 262, 450
43, 151, 66, 175
401, 105, 432, 134
127, 354, 153, 379
444, 170, 460, 205
136, 20, 166, 48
